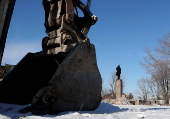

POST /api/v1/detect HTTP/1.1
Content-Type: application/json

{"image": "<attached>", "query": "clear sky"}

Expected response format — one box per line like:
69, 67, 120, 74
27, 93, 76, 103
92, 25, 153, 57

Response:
3, 0, 170, 96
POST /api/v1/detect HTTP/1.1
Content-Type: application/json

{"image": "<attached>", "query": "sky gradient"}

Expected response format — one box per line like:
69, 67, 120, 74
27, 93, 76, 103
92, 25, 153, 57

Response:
3, 0, 170, 96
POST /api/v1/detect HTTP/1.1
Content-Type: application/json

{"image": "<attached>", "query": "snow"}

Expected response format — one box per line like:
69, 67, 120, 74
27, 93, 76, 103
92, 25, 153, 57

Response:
0, 102, 170, 119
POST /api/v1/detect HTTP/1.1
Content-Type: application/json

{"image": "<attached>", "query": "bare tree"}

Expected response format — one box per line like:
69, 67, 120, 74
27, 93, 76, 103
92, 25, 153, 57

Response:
108, 72, 117, 98
156, 33, 170, 58
146, 78, 160, 100
137, 78, 150, 101
153, 62, 169, 102
137, 77, 161, 101
141, 33, 170, 104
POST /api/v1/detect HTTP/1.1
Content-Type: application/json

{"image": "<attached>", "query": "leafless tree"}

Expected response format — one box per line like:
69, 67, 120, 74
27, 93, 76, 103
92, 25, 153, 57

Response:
137, 78, 150, 101
151, 64, 170, 104
147, 78, 160, 100
141, 33, 170, 104
108, 72, 116, 98
156, 33, 170, 59
137, 77, 160, 101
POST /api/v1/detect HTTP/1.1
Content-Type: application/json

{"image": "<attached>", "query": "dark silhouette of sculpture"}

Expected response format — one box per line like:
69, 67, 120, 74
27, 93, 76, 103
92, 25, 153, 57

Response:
116, 65, 121, 79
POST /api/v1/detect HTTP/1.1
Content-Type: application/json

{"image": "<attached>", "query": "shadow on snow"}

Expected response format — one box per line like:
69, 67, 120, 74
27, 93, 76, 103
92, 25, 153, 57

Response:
0, 102, 128, 118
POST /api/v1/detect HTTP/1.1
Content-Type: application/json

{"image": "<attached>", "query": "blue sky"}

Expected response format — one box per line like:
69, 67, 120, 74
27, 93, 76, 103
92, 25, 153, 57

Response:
3, 0, 170, 96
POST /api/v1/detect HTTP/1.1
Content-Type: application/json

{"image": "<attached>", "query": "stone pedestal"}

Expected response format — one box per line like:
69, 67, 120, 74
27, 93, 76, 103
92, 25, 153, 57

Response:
116, 79, 122, 99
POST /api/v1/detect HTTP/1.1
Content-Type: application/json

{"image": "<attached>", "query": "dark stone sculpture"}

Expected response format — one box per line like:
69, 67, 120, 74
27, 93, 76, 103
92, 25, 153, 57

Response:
116, 65, 121, 79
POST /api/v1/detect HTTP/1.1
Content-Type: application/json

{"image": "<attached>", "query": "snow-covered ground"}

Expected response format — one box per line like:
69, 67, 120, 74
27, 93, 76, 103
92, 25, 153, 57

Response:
0, 102, 170, 119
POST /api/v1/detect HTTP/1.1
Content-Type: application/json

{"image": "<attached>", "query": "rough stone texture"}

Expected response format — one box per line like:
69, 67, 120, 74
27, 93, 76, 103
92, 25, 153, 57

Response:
116, 79, 122, 99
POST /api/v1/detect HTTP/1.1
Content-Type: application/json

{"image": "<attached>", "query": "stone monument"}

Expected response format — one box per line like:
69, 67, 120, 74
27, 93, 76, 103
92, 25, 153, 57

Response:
115, 65, 122, 99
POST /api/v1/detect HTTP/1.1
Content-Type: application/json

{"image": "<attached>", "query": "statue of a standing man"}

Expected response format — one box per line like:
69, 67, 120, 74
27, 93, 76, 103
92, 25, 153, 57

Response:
116, 65, 121, 79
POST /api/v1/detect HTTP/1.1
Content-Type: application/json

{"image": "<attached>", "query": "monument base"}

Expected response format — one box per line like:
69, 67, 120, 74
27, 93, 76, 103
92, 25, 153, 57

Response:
116, 79, 122, 100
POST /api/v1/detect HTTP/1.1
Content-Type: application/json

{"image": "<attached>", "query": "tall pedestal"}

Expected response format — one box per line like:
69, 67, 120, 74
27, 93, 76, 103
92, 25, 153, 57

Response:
116, 79, 122, 99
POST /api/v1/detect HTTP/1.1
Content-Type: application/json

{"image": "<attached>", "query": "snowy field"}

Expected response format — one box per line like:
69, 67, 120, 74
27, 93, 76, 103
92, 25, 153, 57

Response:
0, 102, 170, 119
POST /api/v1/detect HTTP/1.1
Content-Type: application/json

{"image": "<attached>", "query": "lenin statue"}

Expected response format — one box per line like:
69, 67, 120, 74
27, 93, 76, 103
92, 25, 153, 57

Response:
116, 65, 121, 79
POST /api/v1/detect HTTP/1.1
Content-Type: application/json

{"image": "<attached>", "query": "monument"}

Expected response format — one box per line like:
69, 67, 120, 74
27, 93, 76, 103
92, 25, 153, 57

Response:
115, 65, 122, 99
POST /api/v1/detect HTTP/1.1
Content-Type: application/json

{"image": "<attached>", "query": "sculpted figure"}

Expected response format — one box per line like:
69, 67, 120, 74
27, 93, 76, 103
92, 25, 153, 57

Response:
116, 65, 121, 79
